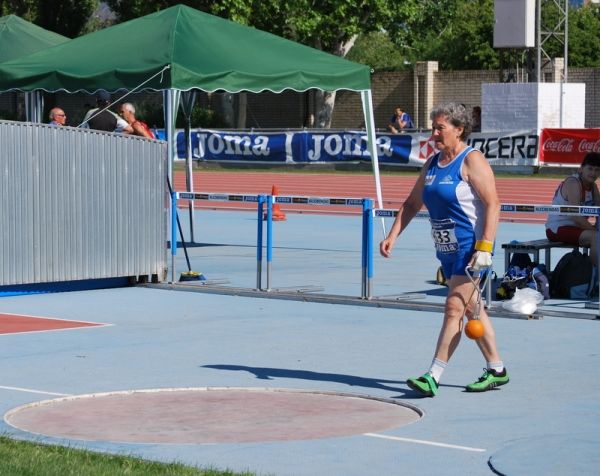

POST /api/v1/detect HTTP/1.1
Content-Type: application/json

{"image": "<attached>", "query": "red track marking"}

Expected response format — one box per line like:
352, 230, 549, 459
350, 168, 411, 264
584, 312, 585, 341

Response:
174, 171, 561, 222
0, 313, 106, 335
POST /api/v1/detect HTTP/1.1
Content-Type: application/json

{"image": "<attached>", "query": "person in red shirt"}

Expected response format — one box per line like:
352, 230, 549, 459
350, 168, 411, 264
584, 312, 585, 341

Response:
118, 102, 156, 139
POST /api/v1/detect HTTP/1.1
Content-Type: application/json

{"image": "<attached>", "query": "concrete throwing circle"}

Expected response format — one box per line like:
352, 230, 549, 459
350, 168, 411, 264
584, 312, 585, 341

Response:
5, 387, 422, 444
489, 435, 600, 475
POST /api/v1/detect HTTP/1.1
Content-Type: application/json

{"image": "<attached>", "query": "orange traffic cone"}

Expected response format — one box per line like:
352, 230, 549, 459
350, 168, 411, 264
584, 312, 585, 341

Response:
265, 185, 287, 221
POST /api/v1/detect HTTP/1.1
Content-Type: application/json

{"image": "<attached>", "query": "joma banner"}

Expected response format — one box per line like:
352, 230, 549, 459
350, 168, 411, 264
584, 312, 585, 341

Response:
156, 128, 541, 167
175, 129, 418, 164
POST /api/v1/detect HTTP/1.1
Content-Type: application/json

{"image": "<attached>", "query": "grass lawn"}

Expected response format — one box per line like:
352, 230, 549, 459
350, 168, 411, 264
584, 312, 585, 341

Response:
0, 436, 253, 476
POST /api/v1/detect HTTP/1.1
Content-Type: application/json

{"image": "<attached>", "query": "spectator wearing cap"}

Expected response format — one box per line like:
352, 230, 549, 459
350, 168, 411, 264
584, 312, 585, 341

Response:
48, 107, 66, 126
81, 91, 129, 132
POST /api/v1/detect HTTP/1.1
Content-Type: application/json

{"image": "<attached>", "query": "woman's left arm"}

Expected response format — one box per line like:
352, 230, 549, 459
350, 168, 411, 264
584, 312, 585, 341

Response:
463, 150, 500, 243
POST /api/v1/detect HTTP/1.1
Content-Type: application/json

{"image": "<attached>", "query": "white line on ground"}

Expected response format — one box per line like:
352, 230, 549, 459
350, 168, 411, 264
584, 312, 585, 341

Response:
0, 385, 71, 396
364, 432, 486, 452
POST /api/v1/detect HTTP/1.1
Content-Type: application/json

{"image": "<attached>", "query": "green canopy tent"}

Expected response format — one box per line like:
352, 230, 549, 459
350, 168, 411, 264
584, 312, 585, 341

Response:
0, 14, 69, 121
0, 4, 383, 240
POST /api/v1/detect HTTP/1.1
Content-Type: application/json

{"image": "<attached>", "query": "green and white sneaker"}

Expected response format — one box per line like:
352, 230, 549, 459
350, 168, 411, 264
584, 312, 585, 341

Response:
466, 368, 509, 392
407, 373, 438, 397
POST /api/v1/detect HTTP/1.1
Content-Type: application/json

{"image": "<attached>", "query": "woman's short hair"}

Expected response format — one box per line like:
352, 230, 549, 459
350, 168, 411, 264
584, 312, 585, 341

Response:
430, 102, 472, 140
582, 152, 600, 168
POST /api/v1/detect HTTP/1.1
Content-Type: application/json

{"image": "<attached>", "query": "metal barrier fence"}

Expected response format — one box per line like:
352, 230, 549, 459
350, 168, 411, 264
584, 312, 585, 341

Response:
0, 121, 168, 286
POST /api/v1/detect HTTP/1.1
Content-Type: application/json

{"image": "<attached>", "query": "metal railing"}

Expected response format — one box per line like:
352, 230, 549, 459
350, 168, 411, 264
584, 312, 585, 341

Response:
0, 121, 168, 286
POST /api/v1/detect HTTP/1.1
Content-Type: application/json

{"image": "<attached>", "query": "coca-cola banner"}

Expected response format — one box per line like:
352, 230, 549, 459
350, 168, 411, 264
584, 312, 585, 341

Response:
539, 128, 600, 165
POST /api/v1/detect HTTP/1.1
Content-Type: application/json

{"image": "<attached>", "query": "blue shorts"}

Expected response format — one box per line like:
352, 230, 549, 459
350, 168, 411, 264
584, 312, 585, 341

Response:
439, 251, 473, 279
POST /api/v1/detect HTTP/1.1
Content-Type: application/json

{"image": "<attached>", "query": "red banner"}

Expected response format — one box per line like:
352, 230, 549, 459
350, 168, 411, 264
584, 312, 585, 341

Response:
539, 128, 600, 165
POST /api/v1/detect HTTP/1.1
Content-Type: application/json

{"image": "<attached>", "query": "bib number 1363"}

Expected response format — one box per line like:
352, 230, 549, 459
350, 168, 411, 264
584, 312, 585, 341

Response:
430, 219, 459, 253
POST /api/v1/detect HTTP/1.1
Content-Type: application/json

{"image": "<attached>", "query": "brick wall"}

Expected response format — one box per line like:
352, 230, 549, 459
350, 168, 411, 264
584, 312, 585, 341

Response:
433, 70, 499, 113
2, 66, 599, 129
569, 68, 600, 127
316, 72, 416, 130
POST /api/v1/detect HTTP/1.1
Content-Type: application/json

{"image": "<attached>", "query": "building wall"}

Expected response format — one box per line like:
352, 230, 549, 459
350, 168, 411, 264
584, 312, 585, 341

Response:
329, 71, 415, 130
433, 70, 499, 115
481, 82, 586, 131
569, 67, 600, 127
1, 66, 599, 130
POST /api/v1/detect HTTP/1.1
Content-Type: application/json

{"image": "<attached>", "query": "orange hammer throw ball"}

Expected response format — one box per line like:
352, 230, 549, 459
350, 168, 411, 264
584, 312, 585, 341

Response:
465, 319, 485, 339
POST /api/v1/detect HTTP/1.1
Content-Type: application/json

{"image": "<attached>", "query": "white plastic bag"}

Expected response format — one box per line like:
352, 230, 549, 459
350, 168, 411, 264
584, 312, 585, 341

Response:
501, 287, 544, 315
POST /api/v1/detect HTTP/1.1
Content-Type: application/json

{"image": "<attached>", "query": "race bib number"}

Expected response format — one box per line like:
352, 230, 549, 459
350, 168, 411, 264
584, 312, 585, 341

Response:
430, 219, 459, 253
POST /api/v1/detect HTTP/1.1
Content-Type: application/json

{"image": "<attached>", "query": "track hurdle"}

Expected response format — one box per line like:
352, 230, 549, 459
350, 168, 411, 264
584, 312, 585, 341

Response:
172, 192, 260, 285
171, 192, 371, 297
264, 194, 368, 295
370, 209, 438, 302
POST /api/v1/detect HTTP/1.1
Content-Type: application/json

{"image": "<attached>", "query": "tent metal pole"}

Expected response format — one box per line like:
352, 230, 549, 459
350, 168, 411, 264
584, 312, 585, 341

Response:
181, 90, 198, 243
164, 90, 175, 270
361, 90, 386, 237
25, 91, 43, 123
163, 90, 174, 188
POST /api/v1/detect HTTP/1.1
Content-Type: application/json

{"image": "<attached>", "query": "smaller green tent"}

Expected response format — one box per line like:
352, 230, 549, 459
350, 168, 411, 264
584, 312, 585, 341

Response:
0, 14, 69, 63
0, 15, 69, 121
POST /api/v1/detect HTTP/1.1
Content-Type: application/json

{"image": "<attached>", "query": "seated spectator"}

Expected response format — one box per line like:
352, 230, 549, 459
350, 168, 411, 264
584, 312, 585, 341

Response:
387, 106, 414, 134
48, 107, 66, 126
546, 152, 600, 265
118, 102, 155, 139
81, 91, 128, 132
471, 106, 481, 132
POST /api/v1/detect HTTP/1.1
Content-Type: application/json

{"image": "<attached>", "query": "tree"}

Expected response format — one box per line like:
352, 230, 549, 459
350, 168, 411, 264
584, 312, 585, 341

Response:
0, 0, 97, 38
346, 31, 408, 72
390, 0, 499, 70
431, 0, 498, 70
565, 4, 600, 67
262, 1, 402, 127
38, 0, 97, 37
0, 0, 38, 21
392, 0, 600, 70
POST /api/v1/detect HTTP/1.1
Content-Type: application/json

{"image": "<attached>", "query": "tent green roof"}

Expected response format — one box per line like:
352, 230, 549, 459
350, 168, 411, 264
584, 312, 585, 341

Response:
0, 14, 69, 63
0, 4, 371, 94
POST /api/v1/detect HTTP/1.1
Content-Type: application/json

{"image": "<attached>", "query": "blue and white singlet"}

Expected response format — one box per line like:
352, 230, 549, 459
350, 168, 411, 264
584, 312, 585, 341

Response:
422, 146, 484, 266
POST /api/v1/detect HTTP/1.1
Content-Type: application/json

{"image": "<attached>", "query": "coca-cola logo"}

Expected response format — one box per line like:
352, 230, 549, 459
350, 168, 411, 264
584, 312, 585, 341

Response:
543, 138, 574, 152
578, 139, 600, 153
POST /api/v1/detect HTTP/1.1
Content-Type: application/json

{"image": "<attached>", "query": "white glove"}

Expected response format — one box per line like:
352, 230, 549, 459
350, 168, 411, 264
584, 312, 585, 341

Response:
471, 251, 492, 271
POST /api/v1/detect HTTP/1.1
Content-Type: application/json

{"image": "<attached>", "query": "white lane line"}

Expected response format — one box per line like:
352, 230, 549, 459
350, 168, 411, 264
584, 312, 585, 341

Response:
365, 432, 486, 452
0, 385, 71, 396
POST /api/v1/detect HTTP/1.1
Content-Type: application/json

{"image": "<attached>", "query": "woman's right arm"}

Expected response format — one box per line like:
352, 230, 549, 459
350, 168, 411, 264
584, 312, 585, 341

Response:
379, 161, 430, 258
